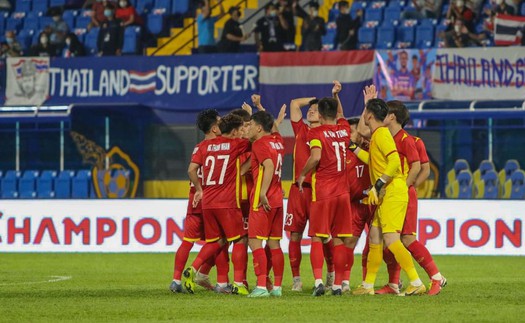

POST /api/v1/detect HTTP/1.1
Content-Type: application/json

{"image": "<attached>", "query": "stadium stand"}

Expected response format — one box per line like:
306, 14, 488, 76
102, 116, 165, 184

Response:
55, 170, 74, 198
37, 170, 57, 198
18, 170, 39, 198
72, 169, 92, 198
1, 170, 21, 198
474, 169, 499, 199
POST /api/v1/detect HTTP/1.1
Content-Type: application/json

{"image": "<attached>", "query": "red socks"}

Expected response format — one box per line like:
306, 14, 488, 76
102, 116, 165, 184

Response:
265, 244, 273, 275
173, 240, 194, 280
252, 248, 267, 288
289, 240, 302, 277
407, 240, 439, 277
232, 243, 248, 284
383, 247, 401, 285
333, 244, 347, 286
215, 243, 230, 284
270, 248, 284, 287
191, 241, 221, 272
199, 254, 214, 276
345, 247, 355, 282
323, 239, 335, 272
310, 241, 324, 280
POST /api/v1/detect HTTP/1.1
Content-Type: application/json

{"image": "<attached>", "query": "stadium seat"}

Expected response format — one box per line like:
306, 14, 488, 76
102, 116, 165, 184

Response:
420, 18, 437, 27
521, 2, 525, 16
146, 13, 164, 35
154, 0, 171, 12
364, 7, 383, 23
136, 0, 155, 13
1, 170, 21, 198
19, 170, 39, 199
445, 159, 471, 198
456, 170, 473, 199
498, 159, 520, 194
55, 170, 74, 198
37, 170, 57, 198
33, 0, 49, 14
376, 25, 395, 49
387, 0, 405, 8
15, 0, 31, 12
395, 25, 414, 48
75, 14, 91, 29
473, 160, 495, 187
384, 6, 401, 25
6, 17, 23, 32
122, 26, 141, 54
415, 25, 434, 48
72, 170, 92, 198
23, 12, 39, 31
84, 27, 99, 55
509, 170, 525, 199
357, 26, 376, 49
474, 170, 499, 199
16, 29, 33, 51
63, 10, 77, 30
50, 0, 66, 7
39, 16, 54, 30
171, 0, 190, 14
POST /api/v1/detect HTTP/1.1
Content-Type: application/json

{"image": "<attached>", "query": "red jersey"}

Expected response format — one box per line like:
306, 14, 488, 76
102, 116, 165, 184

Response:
250, 133, 285, 210
414, 136, 429, 164
307, 118, 351, 201
346, 149, 371, 202
239, 152, 253, 202
291, 119, 313, 184
191, 136, 250, 209
393, 129, 419, 176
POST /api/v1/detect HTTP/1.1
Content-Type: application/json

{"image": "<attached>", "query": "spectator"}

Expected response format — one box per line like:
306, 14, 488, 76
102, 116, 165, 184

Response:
4, 30, 23, 56
29, 32, 58, 57
90, 0, 116, 30
116, 0, 143, 27
254, 3, 289, 52
444, 19, 482, 47
296, 1, 326, 51
97, 6, 123, 56
334, 1, 361, 50
62, 33, 85, 57
196, 0, 223, 54
494, 0, 515, 15
49, 8, 70, 48
277, 0, 295, 48
403, 0, 442, 19
217, 6, 248, 53
447, 0, 475, 32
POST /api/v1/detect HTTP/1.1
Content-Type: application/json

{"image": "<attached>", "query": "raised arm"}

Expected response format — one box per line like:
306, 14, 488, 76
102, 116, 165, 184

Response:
272, 104, 287, 133
333, 80, 344, 119
290, 97, 316, 122
357, 85, 377, 139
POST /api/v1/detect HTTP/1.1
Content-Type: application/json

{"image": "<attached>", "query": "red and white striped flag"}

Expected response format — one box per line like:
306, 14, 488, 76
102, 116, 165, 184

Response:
494, 14, 525, 46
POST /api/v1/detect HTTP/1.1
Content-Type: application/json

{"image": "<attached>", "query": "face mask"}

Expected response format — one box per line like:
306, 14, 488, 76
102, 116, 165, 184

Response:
119, 1, 127, 7
454, 25, 461, 33
41, 37, 48, 45
495, 0, 503, 4
340, 8, 349, 14
6, 37, 13, 44
53, 16, 60, 22
312, 10, 318, 16
456, 1, 464, 7
65, 38, 71, 46
269, 10, 277, 17
104, 9, 112, 17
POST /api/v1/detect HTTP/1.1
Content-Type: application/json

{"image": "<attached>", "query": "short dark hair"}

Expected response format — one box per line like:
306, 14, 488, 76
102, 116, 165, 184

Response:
308, 1, 319, 9
347, 117, 360, 126
218, 114, 243, 134
386, 100, 410, 127
339, 1, 349, 8
309, 99, 319, 106
265, 3, 276, 10
196, 109, 219, 134
230, 108, 251, 122
229, 6, 240, 15
365, 98, 389, 122
251, 111, 274, 133
317, 97, 338, 120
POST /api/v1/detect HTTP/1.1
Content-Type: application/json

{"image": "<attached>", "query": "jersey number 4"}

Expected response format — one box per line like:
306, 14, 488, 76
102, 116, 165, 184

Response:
205, 155, 230, 185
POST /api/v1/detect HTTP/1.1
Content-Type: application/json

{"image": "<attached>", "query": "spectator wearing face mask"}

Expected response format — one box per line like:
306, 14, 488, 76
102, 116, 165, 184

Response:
4, 30, 23, 57
295, 1, 326, 51
116, 0, 143, 27
254, 3, 289, 52
90, 0, 116, 30
62, 33, 85, 57
444, 19, 481, 47
402, 0, 442, 20
97, 6, 124, 56
447, 0, 475, 32
334, 1, 361, 50
49, 9, 70, 47
29, 32, 58, 57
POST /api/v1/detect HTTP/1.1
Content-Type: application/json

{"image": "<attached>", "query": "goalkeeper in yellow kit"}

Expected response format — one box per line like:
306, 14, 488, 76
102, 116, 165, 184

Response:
349, 98, 426, 296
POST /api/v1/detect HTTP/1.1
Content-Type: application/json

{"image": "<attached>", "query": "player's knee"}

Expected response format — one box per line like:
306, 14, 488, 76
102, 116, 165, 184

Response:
401, 234, 416, 247
345, 237, 359, 248
290, 232, 302, 241
267, 239, 281, 249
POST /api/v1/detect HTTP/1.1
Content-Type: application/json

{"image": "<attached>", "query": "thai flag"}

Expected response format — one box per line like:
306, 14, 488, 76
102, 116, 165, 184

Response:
129, 70, 156, 94
494, 14, 525, 46
259, 51, 375, 117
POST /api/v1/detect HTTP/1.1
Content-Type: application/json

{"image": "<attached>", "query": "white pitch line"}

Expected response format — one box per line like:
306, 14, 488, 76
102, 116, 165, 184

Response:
0, 275, 72, 286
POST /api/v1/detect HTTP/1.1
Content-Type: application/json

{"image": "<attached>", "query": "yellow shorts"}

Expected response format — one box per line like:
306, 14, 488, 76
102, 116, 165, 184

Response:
371, 199, 408, 233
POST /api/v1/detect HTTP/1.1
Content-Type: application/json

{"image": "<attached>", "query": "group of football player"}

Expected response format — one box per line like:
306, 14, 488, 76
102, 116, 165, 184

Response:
169, 81, 447, 297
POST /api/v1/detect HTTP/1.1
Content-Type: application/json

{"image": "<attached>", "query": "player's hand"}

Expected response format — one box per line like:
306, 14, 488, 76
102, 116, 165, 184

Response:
363, 84, 378, 103
297, 175, 306, 192
259, 194, 271, 212
366, 186, 380, 205
276, 104, 287, 124
332, 80, 342, 96
193, 190, 203, 208
251, 94, 262, 108
242, 101, 253, 115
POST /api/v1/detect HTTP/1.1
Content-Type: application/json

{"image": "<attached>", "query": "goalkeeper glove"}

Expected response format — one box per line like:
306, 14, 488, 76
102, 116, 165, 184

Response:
365, 177, 386, 205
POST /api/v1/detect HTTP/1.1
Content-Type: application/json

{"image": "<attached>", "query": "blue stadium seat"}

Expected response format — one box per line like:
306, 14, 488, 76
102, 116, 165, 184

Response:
136, 0, 155, 13
16, 29, 34, 51
521, 2, 525, 16
19, 170, 39, 199
357, 26, 376, 49
420, 18, 437, 27
37, 170, 57, 198
146, 13, 164, 35
457, 170, 473, 199
1, 170, 21, 198
415, 25, 434, 48
63, 10, 77, 30
24, 12, 39, 31
72, 170, 92, 198
39, 16, 54, 29
55, 170, 74, 198
387, 0, 405, 8
364, 7, 383, 23
84, 27, 99, 55
499, 159, 520, 185
376, 25, 395, 49
75, 14, 91, 29
0, 13, 7, 31
16, 0, 31, 12
172, 0, 189, 14
384, 6, 401, 25
50, 0, 66, 7
33, 0, 49, 14
154, 0, 171, 13
322, 27, 336, 50
509, 170, 525, 199
122, 26, 141, 54
395, 25, 414, 47
6, 17, 23, 32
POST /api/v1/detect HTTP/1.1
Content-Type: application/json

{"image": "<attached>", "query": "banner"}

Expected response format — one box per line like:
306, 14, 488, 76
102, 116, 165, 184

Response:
432, 47, 525, 100
1, 54, 259, 110
5, 57, 50, 106
259, 51, 374, 117
494, 14, 525, 46
0, 200, 523, 255
374, 49, 436, 101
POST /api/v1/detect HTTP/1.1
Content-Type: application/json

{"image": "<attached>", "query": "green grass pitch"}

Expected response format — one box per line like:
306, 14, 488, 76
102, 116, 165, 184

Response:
1, 253, 524, 322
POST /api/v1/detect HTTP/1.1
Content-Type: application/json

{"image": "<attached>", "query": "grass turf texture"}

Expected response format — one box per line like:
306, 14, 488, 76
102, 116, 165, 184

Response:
1, 253, 524, 322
